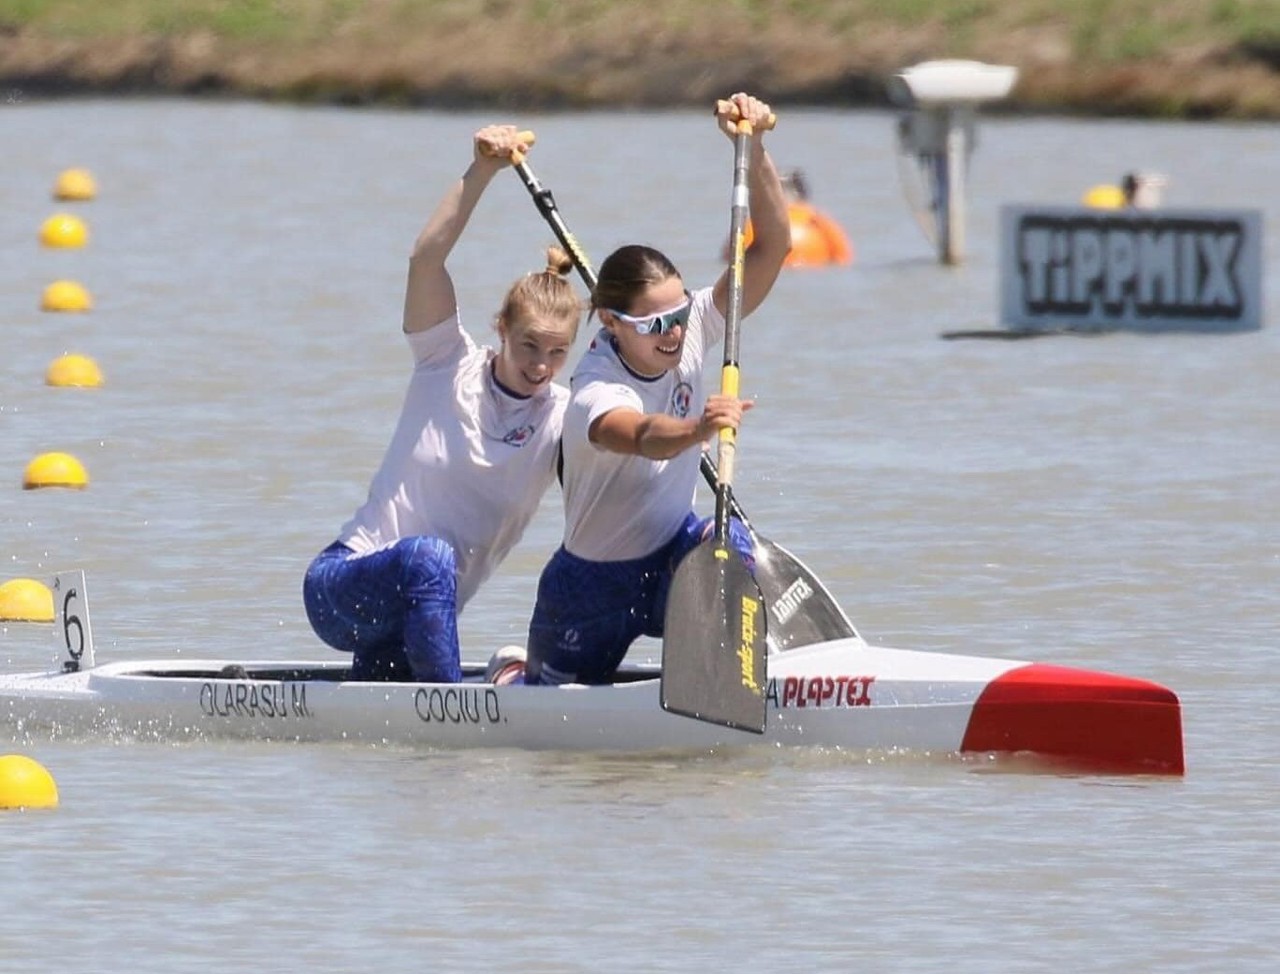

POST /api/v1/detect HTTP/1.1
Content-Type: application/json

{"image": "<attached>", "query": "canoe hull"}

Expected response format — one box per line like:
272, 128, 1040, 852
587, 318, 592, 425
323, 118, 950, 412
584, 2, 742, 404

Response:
0, 638, 1183, 773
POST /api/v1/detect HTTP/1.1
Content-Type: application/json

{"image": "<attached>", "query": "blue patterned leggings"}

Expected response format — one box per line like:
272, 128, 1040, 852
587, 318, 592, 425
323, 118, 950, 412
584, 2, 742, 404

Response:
525, 512, 754, 685
302, 538, 461, 682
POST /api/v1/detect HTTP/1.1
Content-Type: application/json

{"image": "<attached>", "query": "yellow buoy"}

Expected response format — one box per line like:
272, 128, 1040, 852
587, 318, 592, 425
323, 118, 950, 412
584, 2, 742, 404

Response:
23, 451, 89, 490
39, 212, 89, 249
40, 279, 93, 312
53, 167, 97, 202
0, 578, 55, 622
0, 754, 59, 810
1082, 184, 1126, 210
46, 353, 104, 388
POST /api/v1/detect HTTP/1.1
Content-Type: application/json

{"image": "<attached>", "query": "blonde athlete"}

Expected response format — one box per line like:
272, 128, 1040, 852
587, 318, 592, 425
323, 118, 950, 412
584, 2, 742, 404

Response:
304, 126, 582, 683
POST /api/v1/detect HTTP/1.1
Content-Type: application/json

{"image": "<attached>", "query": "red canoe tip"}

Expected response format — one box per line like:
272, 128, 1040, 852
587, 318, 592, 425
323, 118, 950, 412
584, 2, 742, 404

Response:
961, 663, 1185, 775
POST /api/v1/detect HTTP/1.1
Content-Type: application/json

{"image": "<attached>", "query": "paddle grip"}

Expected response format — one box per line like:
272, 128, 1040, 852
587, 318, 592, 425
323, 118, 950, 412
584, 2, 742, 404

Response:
481, 129, 537, 165
714, 100, 777, 132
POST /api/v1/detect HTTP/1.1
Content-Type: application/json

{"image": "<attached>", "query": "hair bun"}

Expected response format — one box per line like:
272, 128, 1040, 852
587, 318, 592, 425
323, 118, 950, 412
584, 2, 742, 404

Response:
545, 245, 574, 278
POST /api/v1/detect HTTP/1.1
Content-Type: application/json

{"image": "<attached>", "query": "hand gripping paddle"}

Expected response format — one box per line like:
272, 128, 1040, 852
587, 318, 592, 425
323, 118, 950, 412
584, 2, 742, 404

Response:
659, 110, 769, 733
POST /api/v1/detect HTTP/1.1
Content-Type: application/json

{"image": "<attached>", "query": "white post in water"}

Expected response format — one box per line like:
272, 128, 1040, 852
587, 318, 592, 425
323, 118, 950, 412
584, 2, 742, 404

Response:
890, 60, 1017, 265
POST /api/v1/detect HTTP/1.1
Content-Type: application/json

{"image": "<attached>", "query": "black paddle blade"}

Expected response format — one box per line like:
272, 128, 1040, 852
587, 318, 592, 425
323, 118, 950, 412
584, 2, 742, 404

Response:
753, 537, 858, 651
661, 541, 768, 734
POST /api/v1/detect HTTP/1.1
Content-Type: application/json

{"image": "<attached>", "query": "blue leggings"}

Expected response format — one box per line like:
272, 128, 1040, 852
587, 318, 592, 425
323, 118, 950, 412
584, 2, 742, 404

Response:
525, 513, 754, 685
302, 538, 461, 683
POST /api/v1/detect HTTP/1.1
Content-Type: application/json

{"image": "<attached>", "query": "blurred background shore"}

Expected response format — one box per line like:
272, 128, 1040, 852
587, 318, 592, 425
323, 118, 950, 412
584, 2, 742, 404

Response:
2, 0, 1278, 118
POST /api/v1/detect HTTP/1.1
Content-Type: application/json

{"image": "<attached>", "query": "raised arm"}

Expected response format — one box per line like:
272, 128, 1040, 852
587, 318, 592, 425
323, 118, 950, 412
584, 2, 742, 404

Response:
710, 93, 790, 321
402, 125, 535, 334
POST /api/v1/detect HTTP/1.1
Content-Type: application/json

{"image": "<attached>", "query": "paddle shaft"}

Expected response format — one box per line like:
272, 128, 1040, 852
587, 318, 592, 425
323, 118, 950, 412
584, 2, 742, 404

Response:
714, 121, 753, 540
512, 160, 597, 293
659, 115, 767, 733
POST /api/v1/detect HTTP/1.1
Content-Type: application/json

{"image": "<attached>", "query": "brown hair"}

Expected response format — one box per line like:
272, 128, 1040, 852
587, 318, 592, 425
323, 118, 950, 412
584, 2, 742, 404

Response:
592, 244, 681, 315
498, 245, 582, 338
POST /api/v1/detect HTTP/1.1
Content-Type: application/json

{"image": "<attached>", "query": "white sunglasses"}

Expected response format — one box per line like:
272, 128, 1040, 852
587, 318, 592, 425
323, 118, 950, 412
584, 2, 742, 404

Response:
606, 291, 693, 335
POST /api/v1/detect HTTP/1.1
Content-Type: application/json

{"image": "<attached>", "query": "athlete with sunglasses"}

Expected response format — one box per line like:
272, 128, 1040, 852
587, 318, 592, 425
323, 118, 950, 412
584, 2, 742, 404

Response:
523, 92, 790, 686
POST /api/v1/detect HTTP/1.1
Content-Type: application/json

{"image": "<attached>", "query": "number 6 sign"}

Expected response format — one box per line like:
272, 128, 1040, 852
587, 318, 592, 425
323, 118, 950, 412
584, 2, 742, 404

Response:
51, 570, 95, 672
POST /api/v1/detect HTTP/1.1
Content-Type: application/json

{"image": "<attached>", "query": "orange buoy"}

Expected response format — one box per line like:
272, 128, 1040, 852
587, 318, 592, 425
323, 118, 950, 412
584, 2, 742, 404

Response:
784, 202, 854, 268
740, 202, 855, 268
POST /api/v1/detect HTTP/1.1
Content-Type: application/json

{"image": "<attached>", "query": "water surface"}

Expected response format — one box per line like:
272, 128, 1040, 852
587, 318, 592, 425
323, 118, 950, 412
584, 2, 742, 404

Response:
2, 100, 1277, 972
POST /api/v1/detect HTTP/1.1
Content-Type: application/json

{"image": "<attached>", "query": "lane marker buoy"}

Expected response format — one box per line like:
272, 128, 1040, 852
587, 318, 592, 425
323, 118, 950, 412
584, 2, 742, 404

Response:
39, 212, 89, 249
0, 578, 54, 622
40, 279, 93, 312
0, 754, 60, 810
53, 168, 97, 202
1082, 184, 1126, 210
46, 353, 103, 388
23, 452, 89, 490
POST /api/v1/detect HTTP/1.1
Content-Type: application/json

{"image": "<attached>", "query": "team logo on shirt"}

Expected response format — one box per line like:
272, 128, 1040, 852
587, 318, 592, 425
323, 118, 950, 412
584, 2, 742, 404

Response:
671, 381, 693, 418
503, 424, 535, 446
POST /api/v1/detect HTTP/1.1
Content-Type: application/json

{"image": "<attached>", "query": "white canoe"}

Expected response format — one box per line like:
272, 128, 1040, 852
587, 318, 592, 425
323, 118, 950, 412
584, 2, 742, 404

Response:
0, 636, 1183, 773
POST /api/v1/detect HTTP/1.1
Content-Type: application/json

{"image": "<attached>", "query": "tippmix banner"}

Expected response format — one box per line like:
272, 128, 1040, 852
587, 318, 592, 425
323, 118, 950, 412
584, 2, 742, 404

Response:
1000, 206, 1263, 332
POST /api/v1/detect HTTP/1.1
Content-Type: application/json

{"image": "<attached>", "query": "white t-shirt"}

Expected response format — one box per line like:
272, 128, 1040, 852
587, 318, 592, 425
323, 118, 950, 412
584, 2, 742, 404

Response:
339, 315, 568, 608
562, 286, 725, 561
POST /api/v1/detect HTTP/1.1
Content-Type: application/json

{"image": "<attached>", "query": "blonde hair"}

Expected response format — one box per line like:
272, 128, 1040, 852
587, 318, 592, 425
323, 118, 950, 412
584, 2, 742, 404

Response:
498, 245, 582, 339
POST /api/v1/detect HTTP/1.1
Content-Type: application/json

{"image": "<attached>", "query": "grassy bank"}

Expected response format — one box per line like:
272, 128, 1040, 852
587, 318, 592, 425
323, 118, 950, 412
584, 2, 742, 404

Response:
2, 0, 1279, 117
